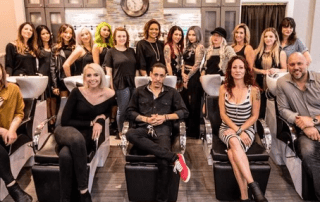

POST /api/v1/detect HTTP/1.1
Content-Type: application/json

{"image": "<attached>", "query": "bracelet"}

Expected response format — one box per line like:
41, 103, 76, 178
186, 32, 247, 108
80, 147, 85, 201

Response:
236, 127, 242, 135
165, 114, 169, 121
95, 118, 105, 126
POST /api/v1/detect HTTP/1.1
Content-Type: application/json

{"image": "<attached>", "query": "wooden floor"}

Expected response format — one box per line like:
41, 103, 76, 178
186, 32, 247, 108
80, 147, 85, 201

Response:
3, 138, 316, 202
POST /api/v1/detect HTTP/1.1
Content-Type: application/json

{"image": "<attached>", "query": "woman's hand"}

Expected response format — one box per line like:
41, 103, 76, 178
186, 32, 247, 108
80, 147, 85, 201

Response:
223, 128, 236, 136
92, 122, 102, 140
3, 130, 17, 146
53, 88, 60, 96
239, 132, 251, 146
93, 114, 106, 124
268, 68, 279, 75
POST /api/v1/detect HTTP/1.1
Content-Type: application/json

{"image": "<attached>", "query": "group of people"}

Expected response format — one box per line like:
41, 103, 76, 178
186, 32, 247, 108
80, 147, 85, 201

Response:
1, 16, 319, 202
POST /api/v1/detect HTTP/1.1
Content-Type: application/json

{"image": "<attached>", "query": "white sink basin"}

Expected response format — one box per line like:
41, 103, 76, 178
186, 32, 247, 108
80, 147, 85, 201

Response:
135, 76, 177, 88
266, 72, 288, 96
200, 74, 222, 96
6, 76, 48, 98
64, 75, 110, 92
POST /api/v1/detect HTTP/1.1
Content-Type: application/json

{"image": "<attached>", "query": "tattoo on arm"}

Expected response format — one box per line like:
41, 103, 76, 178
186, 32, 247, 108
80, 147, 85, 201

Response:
256, 90, 261, 101
189, 45, 205, 77
164, 46, 171, 65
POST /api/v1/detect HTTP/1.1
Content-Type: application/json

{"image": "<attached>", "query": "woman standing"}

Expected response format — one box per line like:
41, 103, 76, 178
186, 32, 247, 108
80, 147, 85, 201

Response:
219, 55, 267, 202
103, 27, 136, 136
92, 22, 114, 66
55, 63, 115, 202
136, 19, 165, 76
254, 27, 287, 118
5, 22, 38, 76
63, 27, 94, 77
164, 26, 184, 91
50, 24, 76, 97
232, 24, 255, 70
278, 17, 312, 65
0, 64, 33, 202
202, 27, 236, 76
181, 26, 205, 138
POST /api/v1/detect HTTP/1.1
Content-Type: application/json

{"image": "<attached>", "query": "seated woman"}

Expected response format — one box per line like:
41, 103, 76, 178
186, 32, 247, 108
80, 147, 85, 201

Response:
0, 64, 32, 202
218, 56, 267, 202
54, 63, 115, 202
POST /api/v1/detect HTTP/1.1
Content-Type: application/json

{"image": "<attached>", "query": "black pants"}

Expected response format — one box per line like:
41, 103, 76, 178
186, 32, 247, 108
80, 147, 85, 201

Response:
126, 127, 178, 202
259, 91, 267, 119
54, 126, 94, 201
0, 139, 15, 185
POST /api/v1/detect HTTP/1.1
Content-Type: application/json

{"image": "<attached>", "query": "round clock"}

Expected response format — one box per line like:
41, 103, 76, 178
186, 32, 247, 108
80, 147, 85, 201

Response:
121, 0, 149, 17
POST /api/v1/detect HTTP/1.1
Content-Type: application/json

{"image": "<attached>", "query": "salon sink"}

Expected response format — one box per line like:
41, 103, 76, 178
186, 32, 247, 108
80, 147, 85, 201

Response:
63, 75, 110, 92
6, 76, 48, 98
266, 72, 288, 96
134, 76, 177, 89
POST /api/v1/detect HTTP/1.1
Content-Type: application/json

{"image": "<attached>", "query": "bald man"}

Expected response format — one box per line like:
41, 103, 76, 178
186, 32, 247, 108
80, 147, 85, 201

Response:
277, 52, 320, 200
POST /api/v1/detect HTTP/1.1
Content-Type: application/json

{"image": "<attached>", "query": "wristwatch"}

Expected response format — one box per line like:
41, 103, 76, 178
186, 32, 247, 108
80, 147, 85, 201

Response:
312, 117, 319, 125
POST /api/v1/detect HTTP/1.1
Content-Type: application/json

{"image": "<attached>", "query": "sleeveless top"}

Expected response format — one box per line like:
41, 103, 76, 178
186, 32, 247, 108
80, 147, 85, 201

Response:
235, 45, 246, 57
183, 49, 195, 67
219, 85, 255, 151
99, 47, 109, 66
74, 47, 93, 76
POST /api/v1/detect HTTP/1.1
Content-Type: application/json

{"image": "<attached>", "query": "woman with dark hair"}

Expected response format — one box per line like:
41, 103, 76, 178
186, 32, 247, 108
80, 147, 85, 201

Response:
181, 26, 205, 138
50, 24, 76, 97
55, 63, 115, 202
219, 55, 267, 202
93, 22, 114, 66
63, 27, 94, 77
103, 27, 136, 137
278, 17, 312, 65
164, 26, 184, 91
5, 22, 38, 76
136, 19, 165, 75
0, 64, 33, 202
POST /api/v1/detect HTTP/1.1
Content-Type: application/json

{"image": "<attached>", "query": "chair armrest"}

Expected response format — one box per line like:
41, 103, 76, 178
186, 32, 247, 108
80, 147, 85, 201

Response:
33, 116, 56, 151
19, 117, 32, 127
203, 117, 213, 151
278, 116, 297, 142
179, 121, 186, 154
118, 121, 129, 155
256, 118, 272, 153
265, 88, 275, 101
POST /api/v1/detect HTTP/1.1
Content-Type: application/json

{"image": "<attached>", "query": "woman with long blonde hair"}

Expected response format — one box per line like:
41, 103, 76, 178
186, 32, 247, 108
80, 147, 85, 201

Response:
5, 22, 38, 76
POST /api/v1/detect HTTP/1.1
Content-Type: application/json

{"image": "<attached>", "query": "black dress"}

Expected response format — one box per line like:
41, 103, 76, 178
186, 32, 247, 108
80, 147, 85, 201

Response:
99, 47, 109, 66
38, 48, 52, 97
74, 47, 93, 76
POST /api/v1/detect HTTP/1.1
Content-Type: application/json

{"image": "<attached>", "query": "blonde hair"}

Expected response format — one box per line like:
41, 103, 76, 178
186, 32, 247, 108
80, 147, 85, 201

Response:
206, 36, 228, 70
255, 27, 281, 66
83, 63, 107, 88
232, 23, 251, 47
76, 27, 94, 48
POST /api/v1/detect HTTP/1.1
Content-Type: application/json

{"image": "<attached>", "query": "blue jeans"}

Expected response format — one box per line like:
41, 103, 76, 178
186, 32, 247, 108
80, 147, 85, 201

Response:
297, 133, 320, 200
116, 87, 132, 132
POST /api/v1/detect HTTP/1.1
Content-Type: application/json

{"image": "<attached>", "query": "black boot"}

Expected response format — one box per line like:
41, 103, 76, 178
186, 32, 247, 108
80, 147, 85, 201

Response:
7, 183, 32, 202
248, 182, 268, 202
80, 190, 92, 202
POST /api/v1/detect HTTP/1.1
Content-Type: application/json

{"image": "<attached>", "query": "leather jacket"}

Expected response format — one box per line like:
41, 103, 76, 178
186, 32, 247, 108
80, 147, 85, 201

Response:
50, 47, 67, 89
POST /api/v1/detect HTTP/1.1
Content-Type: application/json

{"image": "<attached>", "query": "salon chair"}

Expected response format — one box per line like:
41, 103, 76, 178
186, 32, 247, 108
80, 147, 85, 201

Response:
0, 98, 36, 200
119, 76, 186, 202
200, 74, 272, 201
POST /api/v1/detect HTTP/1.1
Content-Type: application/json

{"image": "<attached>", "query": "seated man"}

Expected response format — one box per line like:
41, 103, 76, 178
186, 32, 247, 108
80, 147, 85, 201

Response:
277, 52, 320, 200
126, 63, 190, 202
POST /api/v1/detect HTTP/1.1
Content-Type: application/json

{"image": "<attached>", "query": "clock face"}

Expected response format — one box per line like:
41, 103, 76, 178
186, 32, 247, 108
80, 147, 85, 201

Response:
127, 0, 143, 12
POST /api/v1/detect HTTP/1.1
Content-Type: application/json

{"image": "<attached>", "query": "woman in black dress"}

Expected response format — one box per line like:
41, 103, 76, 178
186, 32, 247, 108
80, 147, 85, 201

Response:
50, 24, 76, 97
136, 19, 165, 76
92, 22, 114, 66
5, 22, 38, 76
55, 63, 115, 202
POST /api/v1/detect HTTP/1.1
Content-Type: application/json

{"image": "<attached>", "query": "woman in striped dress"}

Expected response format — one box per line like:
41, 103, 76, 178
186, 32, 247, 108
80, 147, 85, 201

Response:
218, 55, 267, 202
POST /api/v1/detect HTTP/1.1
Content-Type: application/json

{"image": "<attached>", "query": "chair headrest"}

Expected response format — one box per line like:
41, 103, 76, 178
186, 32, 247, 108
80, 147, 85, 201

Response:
266, 72, 288, 96
135, 76, 177, 89
200, 75, 221, 96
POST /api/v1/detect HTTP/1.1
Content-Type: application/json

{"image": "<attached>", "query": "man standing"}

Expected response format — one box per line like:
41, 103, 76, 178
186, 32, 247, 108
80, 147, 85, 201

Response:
126, 63, 190, 202
277, 52, 320, 200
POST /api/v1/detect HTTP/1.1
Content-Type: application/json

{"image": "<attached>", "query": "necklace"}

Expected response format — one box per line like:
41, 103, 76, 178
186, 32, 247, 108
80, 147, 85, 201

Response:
148, 40, 160, 61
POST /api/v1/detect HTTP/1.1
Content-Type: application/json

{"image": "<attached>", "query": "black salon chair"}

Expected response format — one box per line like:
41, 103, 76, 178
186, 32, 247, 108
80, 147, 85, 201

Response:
201, 75, 272, 201
118, 76, 186, 202
31, 97, 110, 202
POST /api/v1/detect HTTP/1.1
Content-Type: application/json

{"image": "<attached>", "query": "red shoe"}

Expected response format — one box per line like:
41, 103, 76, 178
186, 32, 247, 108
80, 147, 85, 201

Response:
174, 154, 191, 183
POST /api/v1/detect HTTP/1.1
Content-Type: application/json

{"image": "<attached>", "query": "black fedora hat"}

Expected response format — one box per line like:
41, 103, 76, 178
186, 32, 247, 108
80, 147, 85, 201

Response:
210, 27, 227, 39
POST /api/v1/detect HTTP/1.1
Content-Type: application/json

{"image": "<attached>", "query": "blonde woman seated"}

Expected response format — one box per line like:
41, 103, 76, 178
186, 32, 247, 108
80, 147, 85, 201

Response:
54, 63, 115, 202
219, 56, 267, 202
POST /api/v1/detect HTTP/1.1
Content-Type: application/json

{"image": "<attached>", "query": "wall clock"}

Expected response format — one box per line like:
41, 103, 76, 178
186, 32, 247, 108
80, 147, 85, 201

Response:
121, 0, 149, 17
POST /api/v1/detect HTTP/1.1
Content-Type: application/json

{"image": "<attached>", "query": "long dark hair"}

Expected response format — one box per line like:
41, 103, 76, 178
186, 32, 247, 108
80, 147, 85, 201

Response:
224, 55, 257, 98
15, 22, 38, 57
143, 19, 161, 40
165, 26, 184, 58
36, 25, 53, 49
278, 17, 297, 45
55, 24, 76, 55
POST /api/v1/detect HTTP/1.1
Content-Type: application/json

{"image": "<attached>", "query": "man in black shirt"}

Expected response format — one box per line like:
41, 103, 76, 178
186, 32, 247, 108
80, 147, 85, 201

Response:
126, 63, 190, 202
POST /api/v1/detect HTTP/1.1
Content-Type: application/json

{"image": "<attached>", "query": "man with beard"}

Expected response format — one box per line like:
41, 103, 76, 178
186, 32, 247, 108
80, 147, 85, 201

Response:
277, 52, 320, 200
125, 63, 190, 202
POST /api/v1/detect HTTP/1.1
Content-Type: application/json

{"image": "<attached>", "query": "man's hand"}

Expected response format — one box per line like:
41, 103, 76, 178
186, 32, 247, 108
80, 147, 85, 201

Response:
148, 114, 165, 126
239, 132, 251, 146
303, 127, 320, 141
295, 116, 314, 130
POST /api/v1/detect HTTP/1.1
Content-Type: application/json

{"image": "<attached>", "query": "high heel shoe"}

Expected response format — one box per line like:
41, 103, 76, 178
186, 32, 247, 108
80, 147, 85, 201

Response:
7, 183, 32, 202
80, 190, 92, 202
248, 181, 268, 202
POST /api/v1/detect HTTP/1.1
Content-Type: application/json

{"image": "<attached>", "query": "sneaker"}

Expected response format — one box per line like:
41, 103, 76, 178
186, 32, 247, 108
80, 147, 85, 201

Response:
173, 154, 191, 183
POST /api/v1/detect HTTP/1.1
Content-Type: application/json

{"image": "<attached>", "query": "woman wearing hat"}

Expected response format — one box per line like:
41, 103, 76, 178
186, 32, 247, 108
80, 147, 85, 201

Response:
201, 27, 236, 76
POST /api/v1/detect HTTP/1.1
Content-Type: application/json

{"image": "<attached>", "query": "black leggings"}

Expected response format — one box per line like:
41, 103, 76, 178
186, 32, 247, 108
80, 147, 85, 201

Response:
0, 139, 15, 185
54, 126, 94, 200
